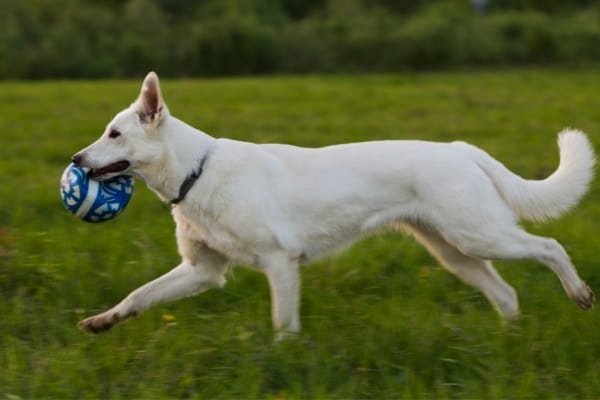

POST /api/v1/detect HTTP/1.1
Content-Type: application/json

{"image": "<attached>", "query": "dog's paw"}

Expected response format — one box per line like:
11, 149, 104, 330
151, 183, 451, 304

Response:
78, 313, 116, 334
274, 330, 301, 343
573, 283, 595, 310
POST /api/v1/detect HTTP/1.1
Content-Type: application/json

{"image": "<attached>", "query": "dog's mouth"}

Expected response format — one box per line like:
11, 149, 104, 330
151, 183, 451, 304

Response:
89, 160, 131, 179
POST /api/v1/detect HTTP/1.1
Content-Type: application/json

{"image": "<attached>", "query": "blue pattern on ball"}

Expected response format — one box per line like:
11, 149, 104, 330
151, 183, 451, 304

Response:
60, 163, 134, 223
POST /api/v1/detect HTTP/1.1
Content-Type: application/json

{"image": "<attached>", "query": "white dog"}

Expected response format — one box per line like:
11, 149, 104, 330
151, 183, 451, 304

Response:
73, 72, 595, 336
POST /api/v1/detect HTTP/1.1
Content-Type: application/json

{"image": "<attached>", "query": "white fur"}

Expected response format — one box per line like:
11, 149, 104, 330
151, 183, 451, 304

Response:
74, 72, 595, 336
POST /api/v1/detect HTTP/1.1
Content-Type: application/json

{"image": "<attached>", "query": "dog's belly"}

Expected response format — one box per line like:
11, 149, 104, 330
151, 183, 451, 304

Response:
291, 204, 418, 262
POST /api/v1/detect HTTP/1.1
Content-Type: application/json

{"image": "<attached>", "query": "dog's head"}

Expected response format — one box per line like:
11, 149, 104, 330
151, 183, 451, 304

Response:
72, 72, 168, 180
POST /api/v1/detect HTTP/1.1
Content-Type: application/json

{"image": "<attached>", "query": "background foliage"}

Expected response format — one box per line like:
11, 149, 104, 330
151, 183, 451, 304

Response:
1, 0, 599, 78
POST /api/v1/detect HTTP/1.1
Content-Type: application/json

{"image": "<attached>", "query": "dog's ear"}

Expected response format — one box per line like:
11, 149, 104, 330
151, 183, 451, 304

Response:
137, 71, 165, 127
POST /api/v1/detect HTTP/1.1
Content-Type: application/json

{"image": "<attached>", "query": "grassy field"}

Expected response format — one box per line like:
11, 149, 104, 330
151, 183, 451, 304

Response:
1, 69, 600, 399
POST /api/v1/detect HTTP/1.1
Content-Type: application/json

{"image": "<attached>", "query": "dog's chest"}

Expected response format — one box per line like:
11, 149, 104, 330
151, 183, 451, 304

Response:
173, 207, 260, 266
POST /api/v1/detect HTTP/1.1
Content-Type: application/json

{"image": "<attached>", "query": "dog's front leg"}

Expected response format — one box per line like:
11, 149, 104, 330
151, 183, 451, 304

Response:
79, 257, 228, 333
264, 254, 301, 340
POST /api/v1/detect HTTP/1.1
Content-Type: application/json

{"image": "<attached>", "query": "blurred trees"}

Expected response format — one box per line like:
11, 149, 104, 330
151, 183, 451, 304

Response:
0, 0, 598, 78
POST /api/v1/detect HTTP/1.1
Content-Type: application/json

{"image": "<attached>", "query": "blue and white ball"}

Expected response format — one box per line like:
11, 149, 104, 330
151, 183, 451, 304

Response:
60, 163, 134, 223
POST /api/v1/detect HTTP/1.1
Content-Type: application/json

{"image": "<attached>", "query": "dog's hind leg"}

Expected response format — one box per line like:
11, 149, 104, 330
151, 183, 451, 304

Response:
443, 225, 595, 311
406, 225, 520, 320
78, 242, 228, 333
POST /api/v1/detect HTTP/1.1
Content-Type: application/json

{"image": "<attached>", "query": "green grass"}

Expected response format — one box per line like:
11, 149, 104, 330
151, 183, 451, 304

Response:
2, 68, 600, 399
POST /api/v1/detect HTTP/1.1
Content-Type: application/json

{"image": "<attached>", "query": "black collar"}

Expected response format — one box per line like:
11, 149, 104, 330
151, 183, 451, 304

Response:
170, 154, 208, 205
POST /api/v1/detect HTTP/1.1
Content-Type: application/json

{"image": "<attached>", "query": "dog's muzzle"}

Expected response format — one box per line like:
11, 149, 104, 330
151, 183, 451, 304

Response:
71, 153, 130, 179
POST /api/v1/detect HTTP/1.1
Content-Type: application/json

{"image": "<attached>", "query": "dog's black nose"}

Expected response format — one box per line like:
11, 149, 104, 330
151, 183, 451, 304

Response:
71, 153, 83, 166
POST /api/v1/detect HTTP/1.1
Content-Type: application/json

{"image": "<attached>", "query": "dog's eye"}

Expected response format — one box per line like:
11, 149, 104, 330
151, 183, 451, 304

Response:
108, 129, 121, 139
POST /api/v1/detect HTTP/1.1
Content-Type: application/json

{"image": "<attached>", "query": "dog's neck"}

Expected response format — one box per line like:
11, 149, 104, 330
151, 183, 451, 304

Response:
169, 152, 209, 205
139, 116, 217, 204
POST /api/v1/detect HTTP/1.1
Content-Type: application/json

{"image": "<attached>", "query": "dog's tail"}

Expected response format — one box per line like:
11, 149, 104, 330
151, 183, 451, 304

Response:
455, 129, 595, 222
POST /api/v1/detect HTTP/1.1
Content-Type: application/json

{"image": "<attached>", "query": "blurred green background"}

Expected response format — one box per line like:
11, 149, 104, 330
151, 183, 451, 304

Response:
2, 1, 600, 399
1, 0, 599, 78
